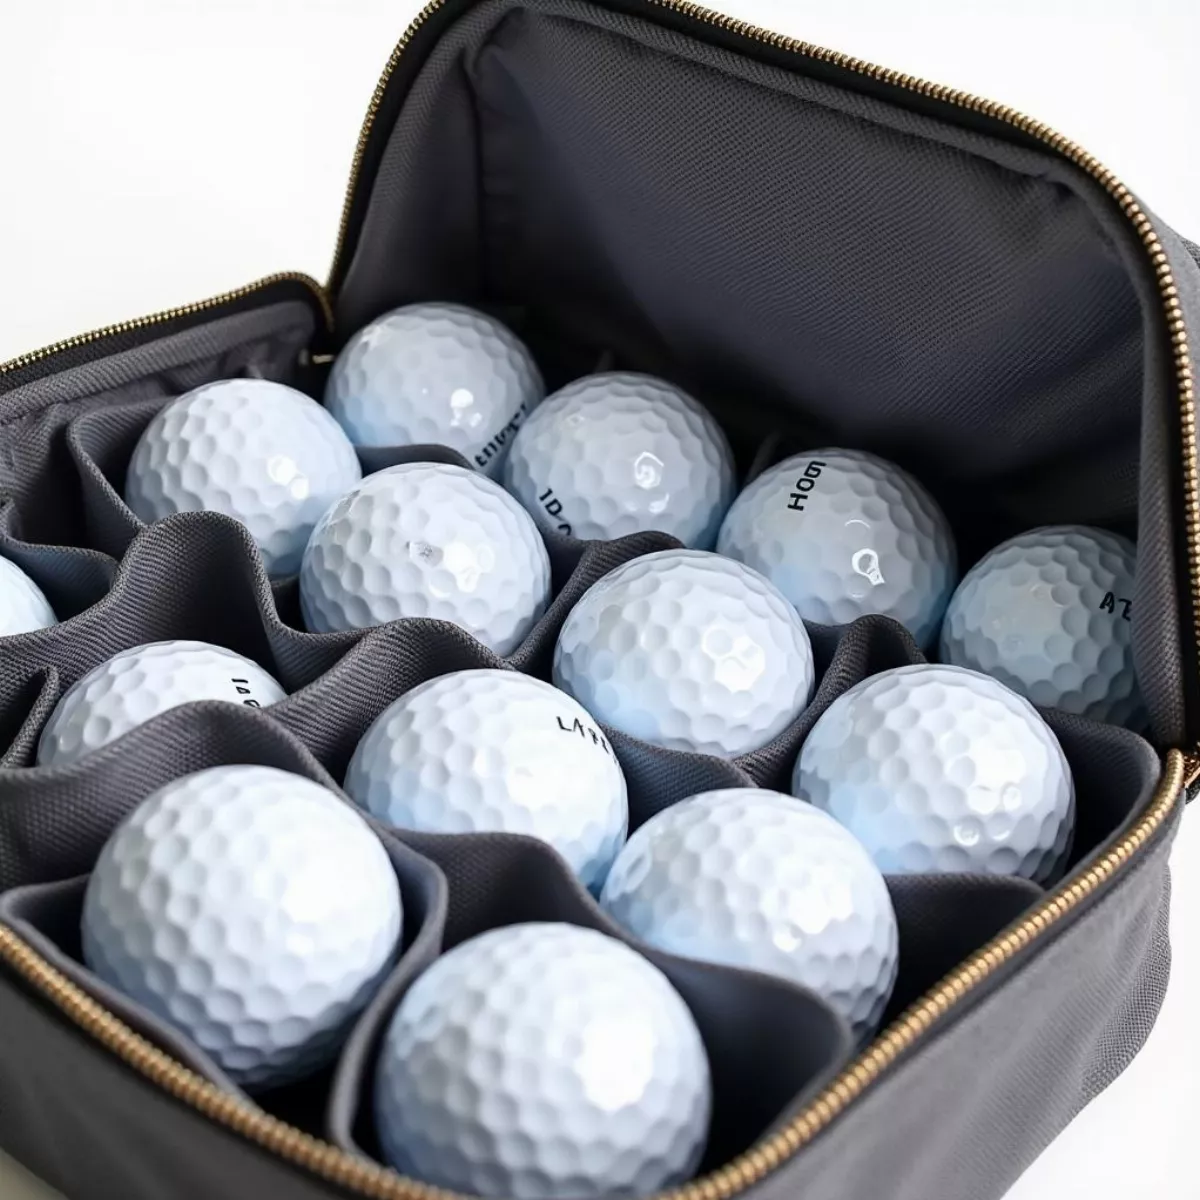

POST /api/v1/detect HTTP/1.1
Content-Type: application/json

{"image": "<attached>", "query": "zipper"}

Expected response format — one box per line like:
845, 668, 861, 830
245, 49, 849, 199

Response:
0, 751, 1185, 1200
0, 2, 1196, 1197
0, 273, 334, 384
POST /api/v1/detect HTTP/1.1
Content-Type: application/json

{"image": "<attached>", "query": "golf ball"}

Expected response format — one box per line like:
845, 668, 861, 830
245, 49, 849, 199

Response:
299, 462, 551, 654
37, 640, 286, 767
601, 789, 899, 1038
374, 922, 711, 1198
554, 549, 814, 758
82, 765, 402, 1089
324, 303, 543, 477
503, 373, 736, 547
344, 670, 628, 894
125, 379, 362, 578
793, 664, 1076, 882
716, 448, 955, 647
0, 555, 56, 636
939, 525, 1145, 729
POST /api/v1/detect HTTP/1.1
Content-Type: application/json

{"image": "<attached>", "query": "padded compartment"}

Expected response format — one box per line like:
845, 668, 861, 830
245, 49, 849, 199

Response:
0, 717, 449, 1138
0, 502, 678, 770
330, 0, 1186, 745
0, 302, 315, 556
328, 826, 856, 1173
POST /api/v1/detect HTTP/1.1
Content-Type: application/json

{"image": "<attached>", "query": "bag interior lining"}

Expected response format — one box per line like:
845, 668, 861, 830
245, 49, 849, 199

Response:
332, 0, 1184, 744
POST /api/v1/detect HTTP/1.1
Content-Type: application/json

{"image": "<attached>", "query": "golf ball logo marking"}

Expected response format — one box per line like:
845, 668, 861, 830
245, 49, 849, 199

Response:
231, 678, 265, 707
343, 671, 628, 893
324, 304, 543, 478
37, 641, 287, 768
717, 448, 955, 646
504, 374, 735, 547
785, 459, 826, 511
555, 712, 616, 758
474, 396, 534, 474
939, 526, 1143, 727
537, 487, 572, 535
1099, 592, 1133, 620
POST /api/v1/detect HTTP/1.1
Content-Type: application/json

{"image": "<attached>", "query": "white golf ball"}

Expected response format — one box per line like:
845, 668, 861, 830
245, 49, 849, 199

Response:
374, 922, 711, 1198
0, 556, 56, 636
716, 448, 956, 647
125, 379, 362, 578
344, 670, 628, 894
553, 549, 814, 758
82, 765, 402, 1089
299, 462, 551, 654
37, 640, 286, 767
939, 525, 1145, 729
324, 303, 543, 477
793, 664, 1076, 882
503, 373, 736, 547
601, 789, 899, 1038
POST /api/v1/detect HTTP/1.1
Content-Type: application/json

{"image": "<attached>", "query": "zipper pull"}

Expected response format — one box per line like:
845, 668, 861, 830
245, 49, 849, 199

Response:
1182, 748, 1200, 796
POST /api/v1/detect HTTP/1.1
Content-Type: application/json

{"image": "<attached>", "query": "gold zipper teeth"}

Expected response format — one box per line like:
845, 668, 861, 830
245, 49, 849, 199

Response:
1, 2, 1197, 1198
0, 751, 1183, 1200
0, 272, 333, 378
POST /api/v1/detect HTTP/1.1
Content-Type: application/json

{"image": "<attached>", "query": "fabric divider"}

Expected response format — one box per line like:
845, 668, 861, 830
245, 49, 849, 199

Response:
67, 397, 165, 560
0, 502, 680, 769
0, 669, 1165, 1173
880, 874, 1045, 1022
327, 825, 857, 1173
609, 615, 925, 826
0, 302, 315, 556
1045, 710, 1165, 874
0, 666, 60, 769
0, 827, 448, 1140
0, 701, 342, 890
0, 499, 118, 620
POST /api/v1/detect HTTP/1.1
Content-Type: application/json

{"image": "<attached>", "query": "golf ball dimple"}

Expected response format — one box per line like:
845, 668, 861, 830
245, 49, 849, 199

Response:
553, 549, 815, 758
373, 922, 711, 1198
503, 373, 736, 548
343, 669, 629, 893
793, 663, 1076, 883
82, 765, 403, 1089
0, 555, 56, 636
939, 525, 1145, 729
324, 303, 544, 478
125, 379, 362, 578
601, 789, 899, 1038
299, 462, 551, 654
37, 640, 287, 767
716, 448, 956, 647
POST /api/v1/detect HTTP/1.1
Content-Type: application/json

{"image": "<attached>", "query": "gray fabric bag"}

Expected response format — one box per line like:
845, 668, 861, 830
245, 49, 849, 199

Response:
0, 2, 1195, 1198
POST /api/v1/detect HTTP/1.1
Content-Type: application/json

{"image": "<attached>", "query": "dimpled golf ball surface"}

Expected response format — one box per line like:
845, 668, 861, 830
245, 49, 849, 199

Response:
324, 303, 543, 477
37, 640, 287, 767
554, 550, 814, 758
940, 525, 1145, 728
82, 765, 402, 1089
601, 789, 898, 1037
0, 556, 56, 636
299, 462, 551, 653
125, 379, 362, 577
503, 373, 736, 547
794, 664, 1075, 882
716, 448, 955, 647
344, 670, 628, 893
374, 922, 711, 1198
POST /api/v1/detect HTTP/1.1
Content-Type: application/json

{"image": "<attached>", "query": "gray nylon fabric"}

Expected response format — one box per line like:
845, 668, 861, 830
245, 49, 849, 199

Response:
0, 0, 1189, 1196
335, 0, 1186, 745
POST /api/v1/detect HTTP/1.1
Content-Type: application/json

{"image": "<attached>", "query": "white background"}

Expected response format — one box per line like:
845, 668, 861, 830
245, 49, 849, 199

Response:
0, 1, 1197, 1196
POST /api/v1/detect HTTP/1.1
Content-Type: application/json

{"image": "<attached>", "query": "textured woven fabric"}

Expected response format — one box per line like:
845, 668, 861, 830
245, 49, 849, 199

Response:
0, 1, 1188, 1197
